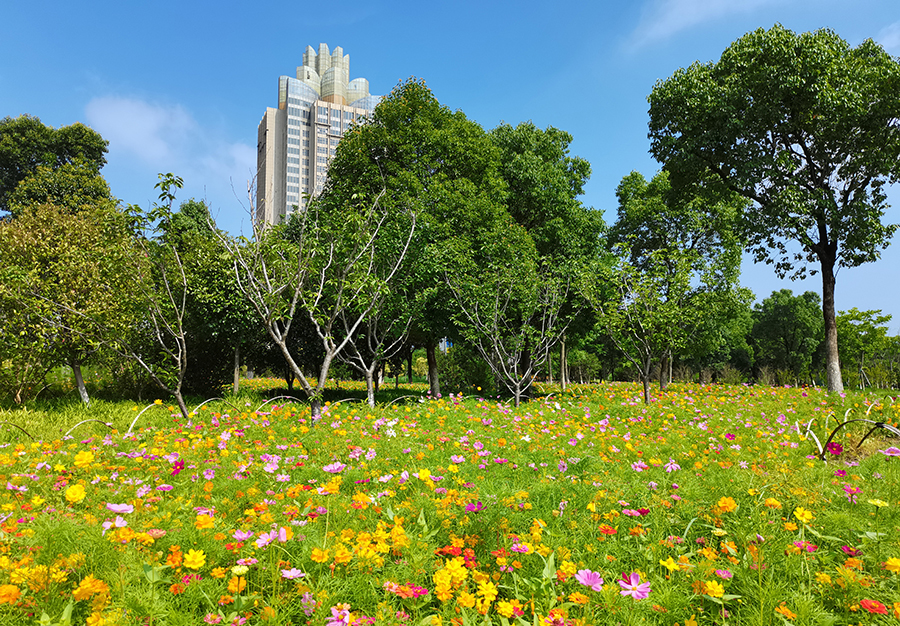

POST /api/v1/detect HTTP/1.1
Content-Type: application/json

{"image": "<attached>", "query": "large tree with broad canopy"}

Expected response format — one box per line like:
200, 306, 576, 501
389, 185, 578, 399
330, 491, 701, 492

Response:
648, 24, 900, 393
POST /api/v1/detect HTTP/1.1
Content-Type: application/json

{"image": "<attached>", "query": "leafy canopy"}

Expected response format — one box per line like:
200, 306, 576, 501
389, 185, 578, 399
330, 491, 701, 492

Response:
648, 24, 900, 279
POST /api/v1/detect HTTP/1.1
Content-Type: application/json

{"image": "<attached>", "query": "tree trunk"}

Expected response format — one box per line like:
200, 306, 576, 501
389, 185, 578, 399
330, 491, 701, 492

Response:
71, 359, 90, 406
365, 369, 376, 407
659, 350, 669, 391
426, 343, 440, 397
233, 346, 240, 395
821, 255, 844, 393
560, 337, 568, 391
407, 348, 413, 383
547, 347, 554, 383
173, 390, 189, 420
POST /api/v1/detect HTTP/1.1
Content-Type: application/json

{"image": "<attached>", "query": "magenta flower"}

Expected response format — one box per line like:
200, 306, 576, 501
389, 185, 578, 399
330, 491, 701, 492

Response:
879, 447, 900, 457
631, 461, 649, 472
826, 442, 843, 456
171, 459, 185, 476
575, 569, 604, 591
618, 572, 651, 600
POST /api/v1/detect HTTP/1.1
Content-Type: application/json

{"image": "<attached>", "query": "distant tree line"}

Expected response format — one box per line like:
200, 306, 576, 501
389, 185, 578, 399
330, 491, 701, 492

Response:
2, 25, 899, 410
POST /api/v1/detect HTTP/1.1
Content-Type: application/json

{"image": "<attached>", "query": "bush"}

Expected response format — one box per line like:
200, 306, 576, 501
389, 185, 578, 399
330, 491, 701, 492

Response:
436, 344, 496, 395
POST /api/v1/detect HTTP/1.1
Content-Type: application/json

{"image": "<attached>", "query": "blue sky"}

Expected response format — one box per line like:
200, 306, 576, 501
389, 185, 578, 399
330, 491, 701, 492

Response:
3, 0, 899, 330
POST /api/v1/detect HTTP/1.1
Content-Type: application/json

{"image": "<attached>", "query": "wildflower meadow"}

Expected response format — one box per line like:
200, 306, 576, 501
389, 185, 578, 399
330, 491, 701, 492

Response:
0, 381, 898, 625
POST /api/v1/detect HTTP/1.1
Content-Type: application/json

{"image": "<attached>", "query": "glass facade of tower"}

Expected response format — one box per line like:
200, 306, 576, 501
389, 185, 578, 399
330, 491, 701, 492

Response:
257, 44, 381, 226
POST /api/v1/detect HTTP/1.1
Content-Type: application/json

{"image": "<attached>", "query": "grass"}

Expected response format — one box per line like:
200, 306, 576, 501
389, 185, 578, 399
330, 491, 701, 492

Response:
0, 379, 896, 625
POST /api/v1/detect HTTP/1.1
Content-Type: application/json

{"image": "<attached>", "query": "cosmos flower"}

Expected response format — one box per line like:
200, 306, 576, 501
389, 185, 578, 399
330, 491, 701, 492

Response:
618, 572, 651, 600
575, 569, 604, 591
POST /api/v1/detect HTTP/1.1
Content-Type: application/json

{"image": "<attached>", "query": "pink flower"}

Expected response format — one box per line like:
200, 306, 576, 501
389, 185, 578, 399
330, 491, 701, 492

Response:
281, 568, 306, 579
575, 569, 604, 591
323, 462, 346, 474
105, 503, 134, 514
879, 447, 900, 457
618, 572, 651, 600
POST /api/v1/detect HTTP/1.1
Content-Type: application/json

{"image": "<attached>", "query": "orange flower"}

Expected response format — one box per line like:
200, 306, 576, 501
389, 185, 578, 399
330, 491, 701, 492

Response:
166, 547, 183, 568
169, 583, 185, 595
195, 515, 214, 530
716, 497, 737, 513
227, 576, 246, 594
0, 584, 20, 605
774, 603, 797, 620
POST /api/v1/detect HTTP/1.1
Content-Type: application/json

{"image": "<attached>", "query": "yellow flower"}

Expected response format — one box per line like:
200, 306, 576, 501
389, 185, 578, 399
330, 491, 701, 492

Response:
73, 451, 95, 469
868, 498, 889, 508
457, 591, 476, 609
195, 515, 215, 530
311, 548, 329, 563
704, 580, 725, 598
884, 557, 900, 573
764, 497, 782, 509
660, 556, 679, 572
65, 484, 86, 504
793, 507, 814, 524
815, 572, 832, 584
183, 549, 206, 570
477, 580, 498, 602
333, 546, 352, 565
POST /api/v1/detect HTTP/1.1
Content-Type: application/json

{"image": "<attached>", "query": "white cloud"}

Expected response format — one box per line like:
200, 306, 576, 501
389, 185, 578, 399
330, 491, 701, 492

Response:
628, 0, 780, 49
85, 97, 195, 165
876, 20, 900, 54
84, 96, 256, 225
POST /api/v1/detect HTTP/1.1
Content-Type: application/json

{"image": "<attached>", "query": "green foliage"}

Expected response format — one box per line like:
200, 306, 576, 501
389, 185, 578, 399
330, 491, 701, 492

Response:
649, 24, 900, 392
0, 201, 143, 404
489, 121, 599, 262
435, 343, 496, 395
0, 115, 107, 215
836, 308, 894, 388
750, 289, 823, 380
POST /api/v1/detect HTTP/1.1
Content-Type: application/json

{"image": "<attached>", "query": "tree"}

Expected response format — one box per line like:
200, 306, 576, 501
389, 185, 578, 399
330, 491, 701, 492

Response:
648, 25, 900, 393
0, 115, 107, 216
608, 171, 746, 388
225, 185, 415, 418
835, 308, 892, 388
489, 122, 602, 389
582, 251, 694, 404
321, 78, 510, 397
489, 122, 598, 262
159, 198, 265, 395
446, 214, 575, 406
750, 290, 823, 383
0, 200, 139, 405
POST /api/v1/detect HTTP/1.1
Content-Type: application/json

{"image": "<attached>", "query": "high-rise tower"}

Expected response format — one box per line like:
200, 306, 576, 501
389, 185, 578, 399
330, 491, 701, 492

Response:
256, 44, 381, 225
